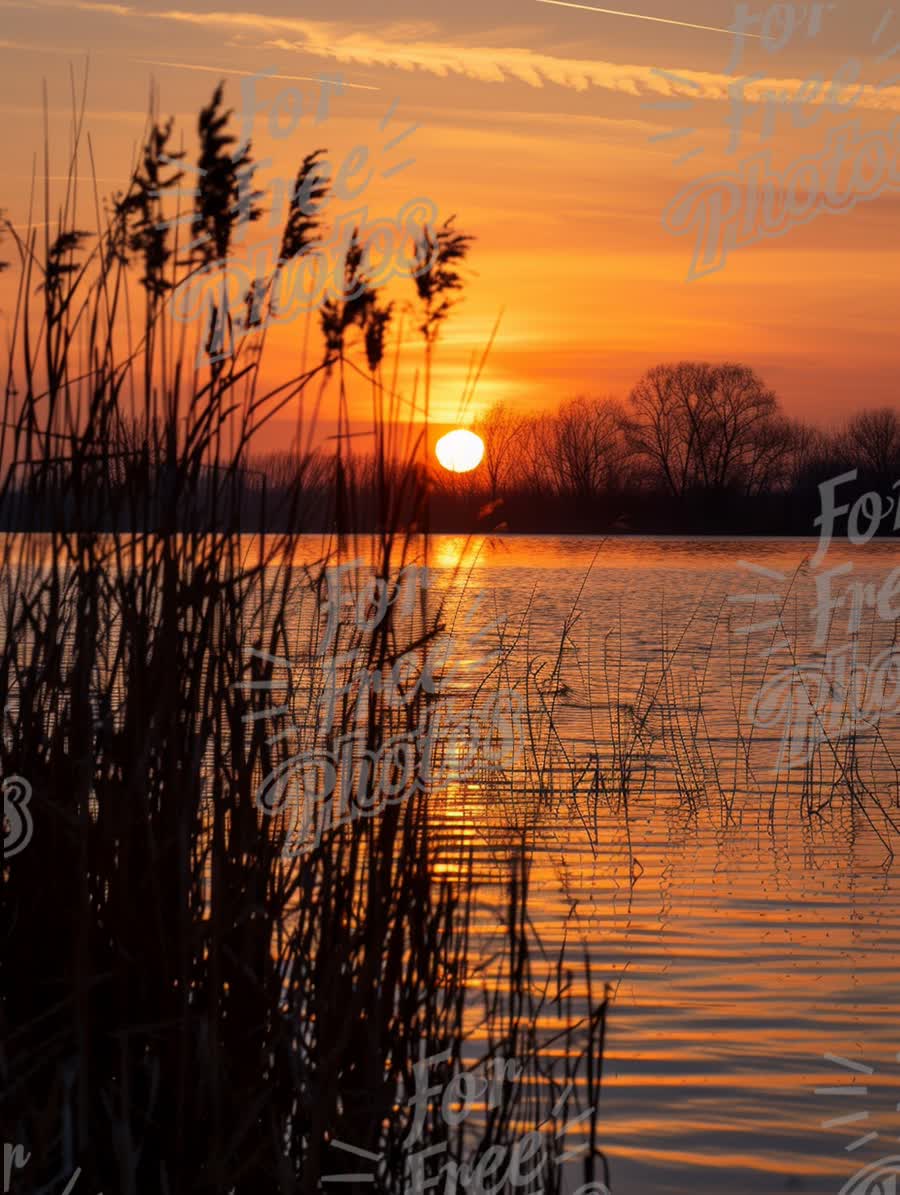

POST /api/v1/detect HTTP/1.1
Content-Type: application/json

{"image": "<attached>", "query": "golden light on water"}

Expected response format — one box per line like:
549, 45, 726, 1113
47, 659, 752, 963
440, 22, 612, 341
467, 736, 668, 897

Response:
435, 428, 485, 473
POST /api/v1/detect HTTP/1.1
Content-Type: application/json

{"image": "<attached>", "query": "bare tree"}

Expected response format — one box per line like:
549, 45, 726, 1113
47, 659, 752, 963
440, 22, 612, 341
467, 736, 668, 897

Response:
742, 415, 801, 496
625, 364, 695, 497
626, 362, 781, 497
536, 397, 629, 502
844, 407, 900, 480
473, 402, 529, 500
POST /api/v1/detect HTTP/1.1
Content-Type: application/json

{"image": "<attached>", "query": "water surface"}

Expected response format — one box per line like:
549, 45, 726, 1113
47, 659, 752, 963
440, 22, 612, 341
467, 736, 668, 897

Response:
424, 536, 900, 1195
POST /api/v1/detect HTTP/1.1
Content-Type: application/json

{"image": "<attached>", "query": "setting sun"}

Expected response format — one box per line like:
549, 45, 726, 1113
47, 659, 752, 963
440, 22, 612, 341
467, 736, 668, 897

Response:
435, 429, 485, 473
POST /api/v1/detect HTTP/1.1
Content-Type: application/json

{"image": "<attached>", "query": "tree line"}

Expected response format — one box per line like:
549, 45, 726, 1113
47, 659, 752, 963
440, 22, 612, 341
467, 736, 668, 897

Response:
3, 356, 896, 536
438, 361, 900, 534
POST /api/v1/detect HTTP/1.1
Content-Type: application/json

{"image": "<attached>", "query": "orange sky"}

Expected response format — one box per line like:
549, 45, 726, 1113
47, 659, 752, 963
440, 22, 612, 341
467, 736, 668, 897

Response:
2, 0, 900, 447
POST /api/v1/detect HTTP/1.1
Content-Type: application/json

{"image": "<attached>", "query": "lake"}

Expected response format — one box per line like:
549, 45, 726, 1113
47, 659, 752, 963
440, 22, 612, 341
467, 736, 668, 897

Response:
413, 535, 900, 1195
6, 531, 899, 1195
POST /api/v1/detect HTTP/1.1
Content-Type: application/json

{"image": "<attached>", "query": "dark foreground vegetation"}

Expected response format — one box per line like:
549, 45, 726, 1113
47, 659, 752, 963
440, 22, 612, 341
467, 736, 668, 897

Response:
0, 85, 610, 1194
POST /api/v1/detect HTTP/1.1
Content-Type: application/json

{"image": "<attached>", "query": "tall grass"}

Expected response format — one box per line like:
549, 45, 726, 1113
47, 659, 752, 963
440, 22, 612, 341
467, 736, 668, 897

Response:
0, 85, 611, 1194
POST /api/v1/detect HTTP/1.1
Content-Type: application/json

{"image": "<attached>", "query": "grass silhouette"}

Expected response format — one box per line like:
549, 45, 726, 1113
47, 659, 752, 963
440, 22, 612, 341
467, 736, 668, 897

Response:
0, 82, 611, 1195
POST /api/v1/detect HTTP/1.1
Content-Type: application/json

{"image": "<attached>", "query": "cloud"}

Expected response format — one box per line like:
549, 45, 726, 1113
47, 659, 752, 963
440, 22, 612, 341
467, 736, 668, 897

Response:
0, 0, 133, 12
8, 0, 900, 111
143, 10, 721, 94
0, 35, 89, 54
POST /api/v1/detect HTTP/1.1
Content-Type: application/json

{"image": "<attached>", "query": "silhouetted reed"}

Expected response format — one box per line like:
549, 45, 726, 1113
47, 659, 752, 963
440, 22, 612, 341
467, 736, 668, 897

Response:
0, 83, 610, 1195
490, 589, 900, 861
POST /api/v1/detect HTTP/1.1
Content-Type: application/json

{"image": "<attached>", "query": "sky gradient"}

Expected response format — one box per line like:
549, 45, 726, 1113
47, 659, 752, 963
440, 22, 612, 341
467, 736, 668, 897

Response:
1, 0, 898, 442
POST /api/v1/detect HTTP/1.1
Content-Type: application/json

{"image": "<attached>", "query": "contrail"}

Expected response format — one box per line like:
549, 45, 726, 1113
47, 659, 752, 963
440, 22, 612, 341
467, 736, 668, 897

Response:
131, 58, 381, 90
535, 0, 763, 38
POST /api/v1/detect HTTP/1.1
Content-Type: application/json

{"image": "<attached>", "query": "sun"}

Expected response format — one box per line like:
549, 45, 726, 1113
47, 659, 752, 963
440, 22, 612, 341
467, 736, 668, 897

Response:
435, 429, 485, 474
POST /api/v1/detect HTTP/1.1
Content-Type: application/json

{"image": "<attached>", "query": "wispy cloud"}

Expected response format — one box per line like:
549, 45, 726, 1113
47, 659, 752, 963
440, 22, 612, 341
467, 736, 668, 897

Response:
7, 0, 900, 111
0, 36, 89, 54
0, 0, 134, 13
